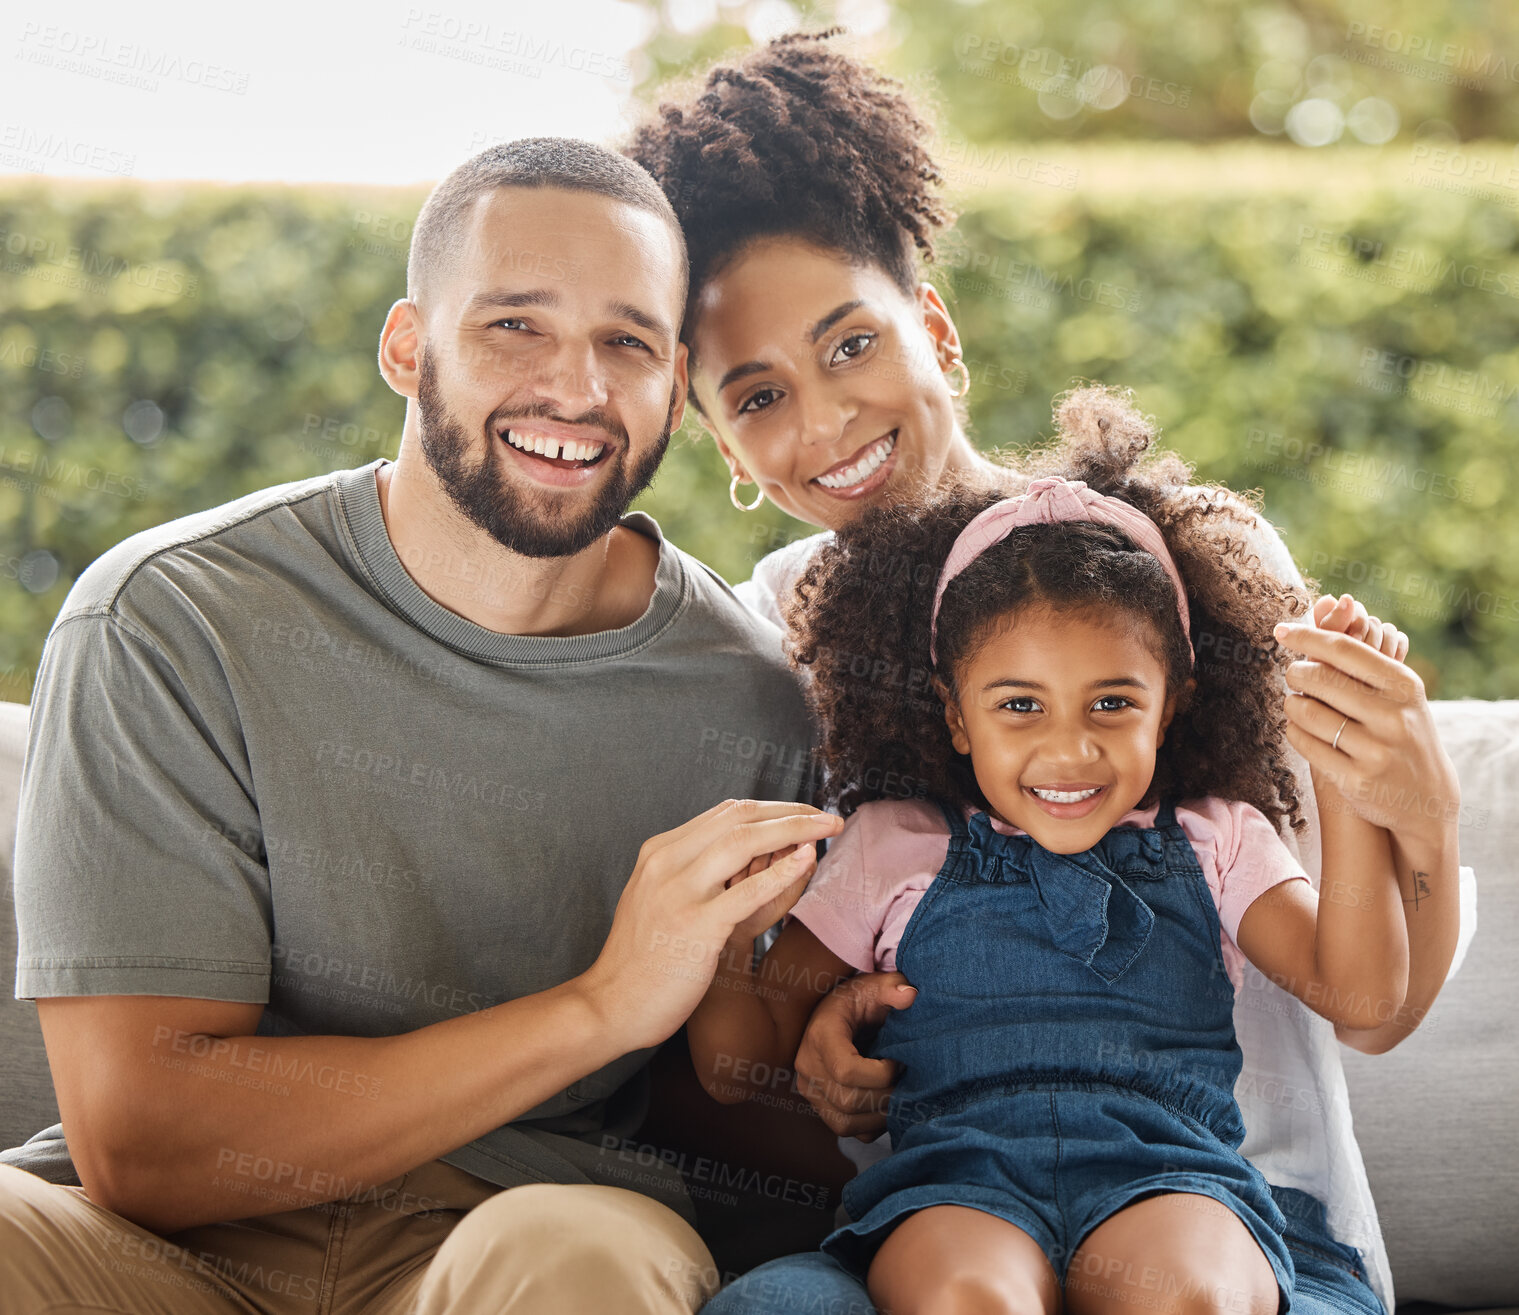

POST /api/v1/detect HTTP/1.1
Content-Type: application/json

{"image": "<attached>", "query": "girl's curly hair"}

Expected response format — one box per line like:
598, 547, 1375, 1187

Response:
789, 386, 1317, 832
624, 30, 953, 356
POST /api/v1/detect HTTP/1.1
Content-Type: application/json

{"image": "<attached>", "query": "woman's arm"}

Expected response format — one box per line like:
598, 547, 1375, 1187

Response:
688, 916, 858, 1105
1273, 607, 1463, 1051
1230, 495, 1466, 1051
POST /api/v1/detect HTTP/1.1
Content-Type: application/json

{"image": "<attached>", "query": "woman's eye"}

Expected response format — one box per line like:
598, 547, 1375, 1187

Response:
830, 332, 875, 365
1094, 695, 1133, 712
737, 387, 781, 415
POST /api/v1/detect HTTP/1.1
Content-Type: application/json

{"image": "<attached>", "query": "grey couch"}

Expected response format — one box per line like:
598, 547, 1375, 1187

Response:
2, 697, 1516, 1310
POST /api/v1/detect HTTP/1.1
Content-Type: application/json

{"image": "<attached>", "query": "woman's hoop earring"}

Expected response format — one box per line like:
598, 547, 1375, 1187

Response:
729, 474, 765, 512
944, 356, 971, 399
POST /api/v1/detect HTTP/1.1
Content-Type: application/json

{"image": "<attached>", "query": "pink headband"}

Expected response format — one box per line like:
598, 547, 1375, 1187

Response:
928, 476, 1194, 667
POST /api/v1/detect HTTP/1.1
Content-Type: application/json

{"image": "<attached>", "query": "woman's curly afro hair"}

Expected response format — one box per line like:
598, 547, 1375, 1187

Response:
625, 30, 953, 339
789, 386, 1317, 832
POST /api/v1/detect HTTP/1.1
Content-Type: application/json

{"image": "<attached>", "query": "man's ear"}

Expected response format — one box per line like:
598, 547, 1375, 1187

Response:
935, 677, 972, 755
378, 299, 423, 399
669, 342, 690, 435
1156, 677, 1195, 746
916, 281, 963, 369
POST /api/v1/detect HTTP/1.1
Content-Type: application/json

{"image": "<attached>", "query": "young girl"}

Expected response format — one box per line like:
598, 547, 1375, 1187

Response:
688, 388, 1410, 1315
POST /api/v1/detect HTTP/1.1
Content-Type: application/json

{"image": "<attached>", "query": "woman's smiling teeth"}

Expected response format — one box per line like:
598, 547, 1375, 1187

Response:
502, 428, 606, 464
1029, 787, 1103, 803
815, 432, 895, 490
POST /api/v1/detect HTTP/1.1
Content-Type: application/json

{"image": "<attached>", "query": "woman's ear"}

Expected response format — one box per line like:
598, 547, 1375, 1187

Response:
916, 281, 963, 369
935, 677, 973, 755
710, 431, 748, 483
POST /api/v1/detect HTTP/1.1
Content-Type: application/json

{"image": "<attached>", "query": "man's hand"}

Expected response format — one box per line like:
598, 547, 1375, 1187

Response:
793, 971, 917, 1139
578, 799, 844, 1051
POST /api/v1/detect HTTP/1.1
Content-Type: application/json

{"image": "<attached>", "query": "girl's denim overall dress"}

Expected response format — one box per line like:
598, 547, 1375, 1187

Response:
821, 800, 1296, 1309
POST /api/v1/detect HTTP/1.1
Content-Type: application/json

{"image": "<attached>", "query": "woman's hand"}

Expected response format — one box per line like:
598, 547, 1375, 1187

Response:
1274, 594, 1460, 848
792, 971, 917, 1139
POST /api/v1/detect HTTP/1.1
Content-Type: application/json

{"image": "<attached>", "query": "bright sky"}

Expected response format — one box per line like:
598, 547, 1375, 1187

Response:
0, 0, 667, 183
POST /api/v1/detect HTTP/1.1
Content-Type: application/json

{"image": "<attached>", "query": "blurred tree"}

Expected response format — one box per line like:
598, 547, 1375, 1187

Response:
1, 0, 1515, 702
632, 0, 1519, 143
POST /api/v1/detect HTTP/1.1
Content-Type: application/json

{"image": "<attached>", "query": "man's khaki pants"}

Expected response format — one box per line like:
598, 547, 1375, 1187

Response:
0, 1156, 720, 1313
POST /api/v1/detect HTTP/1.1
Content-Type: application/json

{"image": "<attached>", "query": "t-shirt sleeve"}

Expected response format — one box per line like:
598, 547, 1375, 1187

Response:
13, 611, 272, 1002
1193, 797, 1311, 947
784, 808, 890, 973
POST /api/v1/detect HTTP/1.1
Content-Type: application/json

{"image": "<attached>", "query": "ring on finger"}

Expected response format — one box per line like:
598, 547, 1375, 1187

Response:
1332, 715, 1349, 752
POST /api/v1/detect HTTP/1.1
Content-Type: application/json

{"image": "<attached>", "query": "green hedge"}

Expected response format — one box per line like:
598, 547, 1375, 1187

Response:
1, 143, 1514, 701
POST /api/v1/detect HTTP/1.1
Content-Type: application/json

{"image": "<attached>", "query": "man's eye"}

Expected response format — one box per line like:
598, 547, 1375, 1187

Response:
1094, 695, 1134, 712
737, 388, 780, 415
831, 332, 875, 365
492, 318, 528, 331
612, 333, 650, 351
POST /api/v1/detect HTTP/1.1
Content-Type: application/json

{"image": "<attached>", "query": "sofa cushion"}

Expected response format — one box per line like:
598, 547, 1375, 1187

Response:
0, 701, 58, 1153
1340, 699, 1519, 1308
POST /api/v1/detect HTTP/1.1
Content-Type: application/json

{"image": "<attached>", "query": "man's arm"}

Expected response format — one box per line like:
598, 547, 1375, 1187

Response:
35, 798, 842, 1236
39, 986, 608, 1234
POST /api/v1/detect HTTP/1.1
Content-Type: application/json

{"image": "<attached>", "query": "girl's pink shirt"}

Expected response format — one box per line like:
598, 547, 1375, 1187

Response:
785, 796, 1309, 993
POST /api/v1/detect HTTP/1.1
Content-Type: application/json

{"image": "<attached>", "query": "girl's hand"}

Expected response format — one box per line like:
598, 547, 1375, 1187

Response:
1273, 605, 1459, 847
1311, 592, 1408, 661
723, 843, 815, 949
578, 800, 844, 1052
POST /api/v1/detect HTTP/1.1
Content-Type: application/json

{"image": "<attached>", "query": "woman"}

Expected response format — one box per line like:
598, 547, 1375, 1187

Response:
626, 32, 1465, 1315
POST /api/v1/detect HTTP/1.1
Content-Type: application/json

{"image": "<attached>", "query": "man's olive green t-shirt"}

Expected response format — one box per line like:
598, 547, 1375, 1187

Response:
6, 458, 814, 1222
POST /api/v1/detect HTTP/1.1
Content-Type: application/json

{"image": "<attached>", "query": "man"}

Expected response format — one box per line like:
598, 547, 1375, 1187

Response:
0, 137, 836, 1313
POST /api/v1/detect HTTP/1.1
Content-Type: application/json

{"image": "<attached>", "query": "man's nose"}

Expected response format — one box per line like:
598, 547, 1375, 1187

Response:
536, 341, 609, 413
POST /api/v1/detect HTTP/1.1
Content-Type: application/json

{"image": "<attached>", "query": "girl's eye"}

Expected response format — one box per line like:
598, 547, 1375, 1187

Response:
830, 332, 875, 365
737, 387, 781, 416
999, 696, 1040, 714
1094, 695, 1134, 712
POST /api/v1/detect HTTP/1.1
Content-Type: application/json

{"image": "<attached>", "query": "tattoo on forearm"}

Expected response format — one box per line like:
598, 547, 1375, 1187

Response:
1404, 870, 1432, 910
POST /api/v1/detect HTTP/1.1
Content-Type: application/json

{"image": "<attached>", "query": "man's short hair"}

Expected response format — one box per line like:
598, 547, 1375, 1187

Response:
406, 136, 688, 315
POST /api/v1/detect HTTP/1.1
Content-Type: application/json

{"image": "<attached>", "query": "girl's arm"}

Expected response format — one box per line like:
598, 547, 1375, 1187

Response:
688, 917, 858, 1105
1234, 797, 1407, 1030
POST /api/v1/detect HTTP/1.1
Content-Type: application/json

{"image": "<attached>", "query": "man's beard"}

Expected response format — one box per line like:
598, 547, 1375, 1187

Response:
415, 352, 674, 559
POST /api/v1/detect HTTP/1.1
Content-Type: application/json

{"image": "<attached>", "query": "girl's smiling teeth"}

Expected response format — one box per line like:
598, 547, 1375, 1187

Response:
501, 427, 607, 465
814, 432, 896, 490
1029, 786, 1104, 803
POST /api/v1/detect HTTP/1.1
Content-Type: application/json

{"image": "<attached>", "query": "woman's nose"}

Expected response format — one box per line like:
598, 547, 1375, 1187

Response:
793, 387, 855, 449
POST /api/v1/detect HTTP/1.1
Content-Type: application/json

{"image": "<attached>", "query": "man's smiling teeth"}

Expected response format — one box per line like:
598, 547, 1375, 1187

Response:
503, 429, 605, 463
1030, 787, 1102, 803
815, 433, 895, 490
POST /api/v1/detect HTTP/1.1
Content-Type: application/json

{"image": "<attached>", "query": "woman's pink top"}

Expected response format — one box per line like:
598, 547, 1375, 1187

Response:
786, 796, 1309, 993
